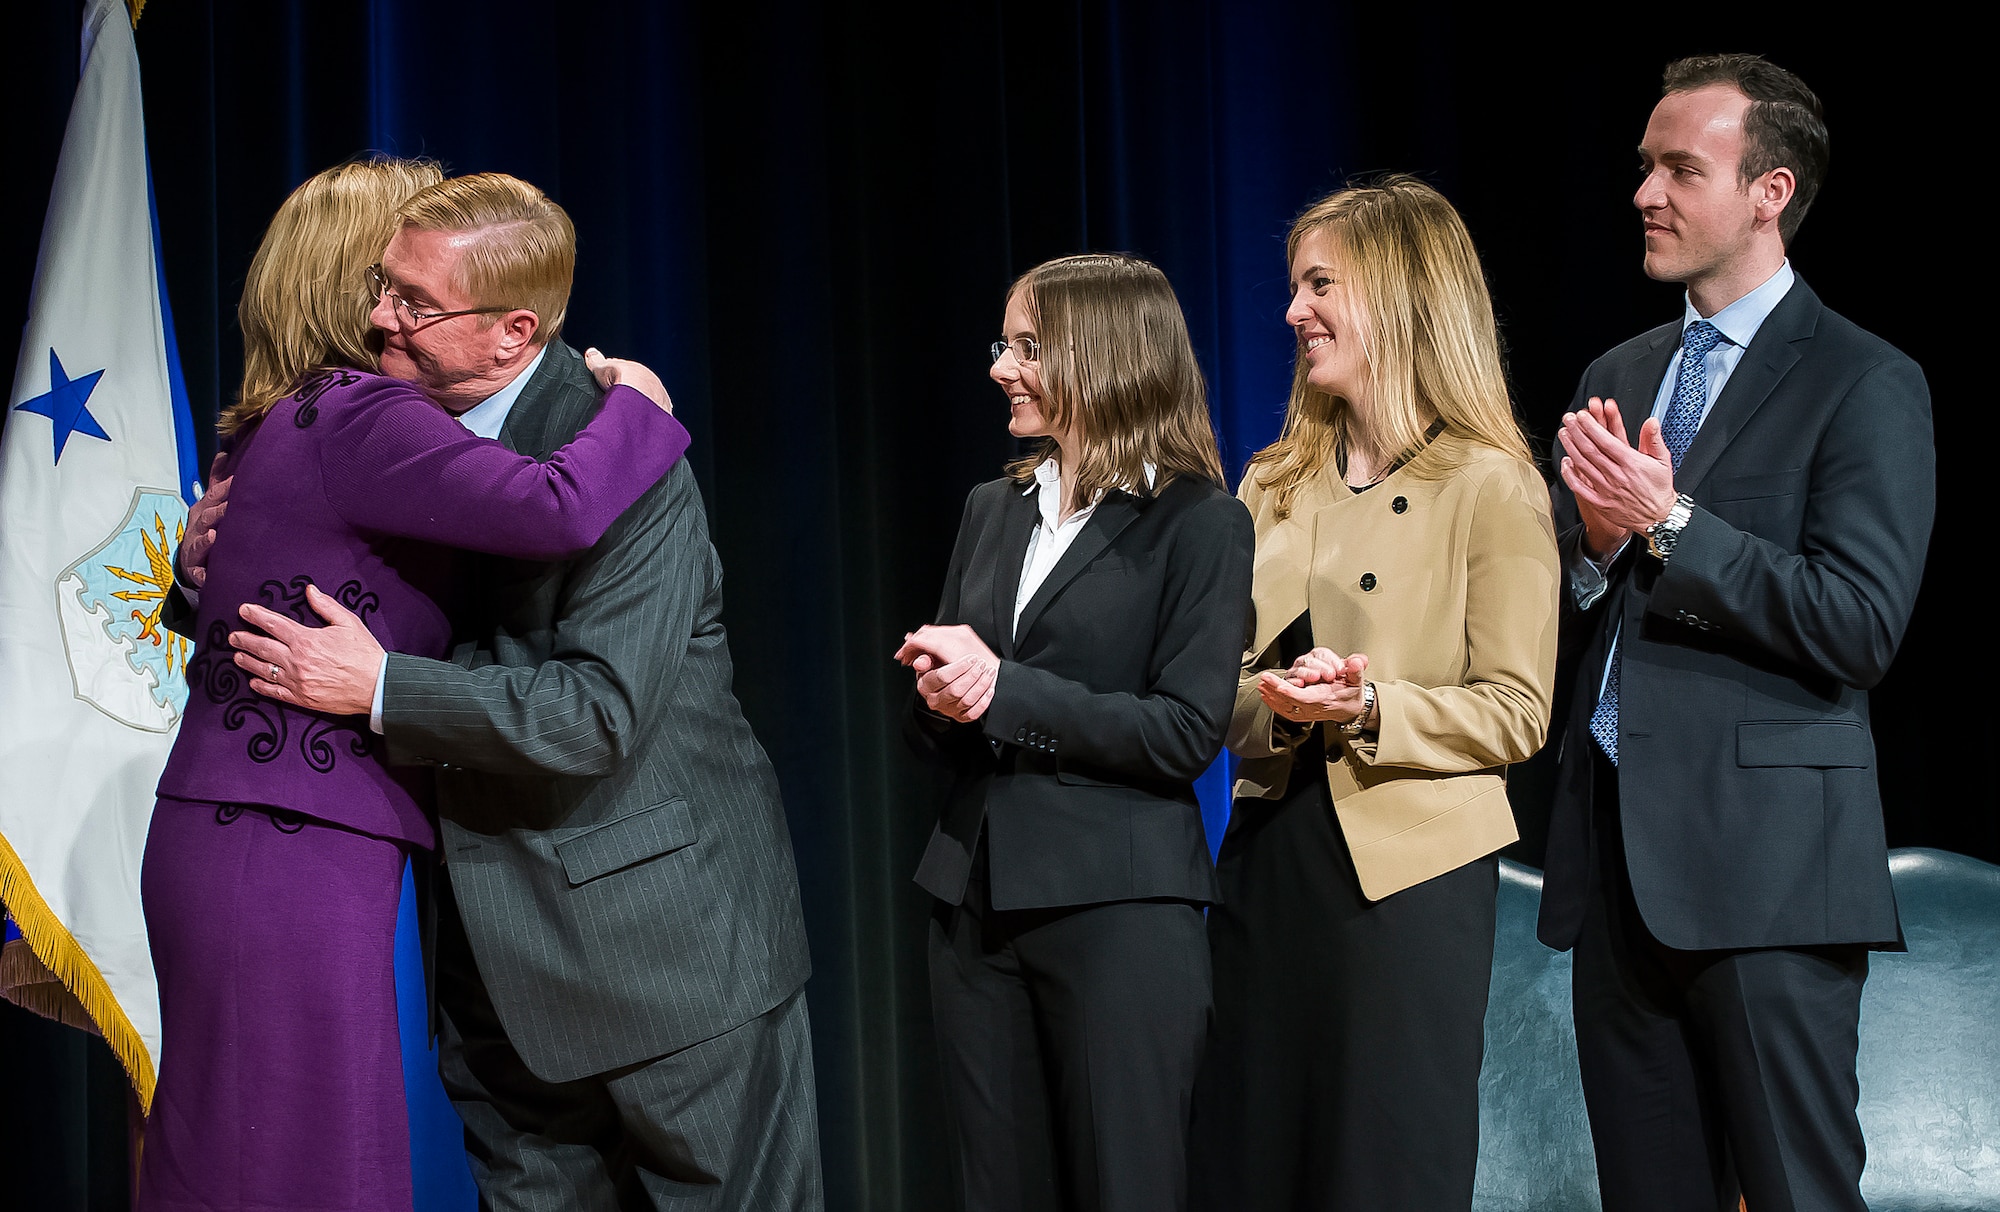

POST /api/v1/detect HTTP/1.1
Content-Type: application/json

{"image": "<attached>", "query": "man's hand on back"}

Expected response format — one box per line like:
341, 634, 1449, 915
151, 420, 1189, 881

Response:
229, 584, 384, 717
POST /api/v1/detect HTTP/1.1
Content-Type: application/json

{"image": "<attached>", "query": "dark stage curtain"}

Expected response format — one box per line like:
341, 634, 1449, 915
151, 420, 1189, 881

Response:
1, 5, 1983, 1208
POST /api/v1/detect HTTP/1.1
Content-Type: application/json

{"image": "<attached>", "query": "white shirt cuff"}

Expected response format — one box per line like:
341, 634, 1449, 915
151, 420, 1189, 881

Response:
370, 655, 388, 735
1570, 538, 1627, 609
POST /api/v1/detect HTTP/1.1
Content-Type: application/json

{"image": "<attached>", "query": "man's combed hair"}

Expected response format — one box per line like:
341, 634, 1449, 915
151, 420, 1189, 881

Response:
1663, 53, 1828, 244
396, 173, 577, 346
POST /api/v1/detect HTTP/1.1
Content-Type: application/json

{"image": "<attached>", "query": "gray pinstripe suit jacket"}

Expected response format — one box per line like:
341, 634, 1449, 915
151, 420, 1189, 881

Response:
380, 341, 812, 1083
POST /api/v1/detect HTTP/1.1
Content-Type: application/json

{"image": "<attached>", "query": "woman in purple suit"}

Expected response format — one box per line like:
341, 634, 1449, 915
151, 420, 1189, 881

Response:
137, 160, 687, 1212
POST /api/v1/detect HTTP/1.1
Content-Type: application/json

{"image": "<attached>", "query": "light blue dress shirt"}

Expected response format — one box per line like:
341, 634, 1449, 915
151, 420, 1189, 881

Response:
1573, 261, 1796, 700
1647, 261, 1795, 436
369, 345, 549, 730
453, 344, 547, 441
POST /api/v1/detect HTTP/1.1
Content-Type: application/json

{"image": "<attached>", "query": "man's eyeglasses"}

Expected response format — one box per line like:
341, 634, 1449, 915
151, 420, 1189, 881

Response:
366, 264, 513, 325
990, 337, 1041, 365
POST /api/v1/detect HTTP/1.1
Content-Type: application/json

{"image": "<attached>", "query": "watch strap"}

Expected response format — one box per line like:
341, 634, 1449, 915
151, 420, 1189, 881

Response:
1645, 494, 1695, 562
1340, 681, 1377, 737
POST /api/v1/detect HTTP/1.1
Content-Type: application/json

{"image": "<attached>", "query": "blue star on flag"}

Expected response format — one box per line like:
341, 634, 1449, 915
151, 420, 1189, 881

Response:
14, 348, 111, 463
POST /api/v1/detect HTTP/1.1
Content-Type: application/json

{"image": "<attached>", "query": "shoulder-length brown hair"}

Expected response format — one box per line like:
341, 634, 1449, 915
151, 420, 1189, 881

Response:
1004, 253, 1225, 500
1248, 175, 1532, 519
220, 157, 444, 436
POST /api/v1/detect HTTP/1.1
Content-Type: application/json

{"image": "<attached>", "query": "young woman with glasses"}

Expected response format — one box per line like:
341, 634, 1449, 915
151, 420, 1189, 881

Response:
896, 253, 1252, 1212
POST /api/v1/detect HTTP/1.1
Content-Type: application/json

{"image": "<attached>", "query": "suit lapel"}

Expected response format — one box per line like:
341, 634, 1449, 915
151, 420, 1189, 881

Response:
989, 486, 1038, 661
1011, 491, 1144, 651
1673, 280, 1819, 493
1621, 328, 1678, 448
499, 341, 584, 457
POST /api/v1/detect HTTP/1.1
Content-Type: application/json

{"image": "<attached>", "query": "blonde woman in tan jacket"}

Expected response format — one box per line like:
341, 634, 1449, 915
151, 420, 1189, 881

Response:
1189, 177, 1559, 1212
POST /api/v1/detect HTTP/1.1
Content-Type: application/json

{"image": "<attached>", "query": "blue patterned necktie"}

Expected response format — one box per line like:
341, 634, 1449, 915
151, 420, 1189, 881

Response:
1588, 319, 1726, 764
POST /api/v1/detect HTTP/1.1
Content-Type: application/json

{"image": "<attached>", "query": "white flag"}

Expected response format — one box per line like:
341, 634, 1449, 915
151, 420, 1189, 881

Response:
0, 0, 200, 1110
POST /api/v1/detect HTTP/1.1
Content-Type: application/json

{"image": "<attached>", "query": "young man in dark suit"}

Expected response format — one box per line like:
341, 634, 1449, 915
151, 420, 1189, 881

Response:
202, 174, 822, 1210
1541, 55, 1934, 1212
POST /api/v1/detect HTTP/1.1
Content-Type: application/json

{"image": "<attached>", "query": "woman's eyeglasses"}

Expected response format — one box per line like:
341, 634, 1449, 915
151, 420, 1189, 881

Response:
990, 337, 1041, 364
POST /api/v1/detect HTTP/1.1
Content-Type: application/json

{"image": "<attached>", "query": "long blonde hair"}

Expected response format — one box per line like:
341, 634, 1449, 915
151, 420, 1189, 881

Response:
1248, 175, 1531, 519
1004, 254, 1225, 500
222, 157, 444, 436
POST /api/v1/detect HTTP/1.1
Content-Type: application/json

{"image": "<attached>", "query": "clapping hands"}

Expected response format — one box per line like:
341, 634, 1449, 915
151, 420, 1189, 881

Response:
895, 624, 1000, 722
1258, 646, 1371, 726
1556, 397, 1677, 560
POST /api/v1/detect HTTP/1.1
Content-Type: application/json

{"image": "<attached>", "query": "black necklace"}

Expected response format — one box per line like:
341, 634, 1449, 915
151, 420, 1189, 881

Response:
1336, 418, 1446, 491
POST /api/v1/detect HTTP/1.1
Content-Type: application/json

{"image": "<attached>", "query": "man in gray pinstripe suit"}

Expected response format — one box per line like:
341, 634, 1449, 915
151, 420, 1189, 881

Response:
210, 173, 823, 1209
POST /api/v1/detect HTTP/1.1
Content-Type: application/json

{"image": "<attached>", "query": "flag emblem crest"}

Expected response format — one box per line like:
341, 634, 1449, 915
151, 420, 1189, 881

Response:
55, 486, 192, 732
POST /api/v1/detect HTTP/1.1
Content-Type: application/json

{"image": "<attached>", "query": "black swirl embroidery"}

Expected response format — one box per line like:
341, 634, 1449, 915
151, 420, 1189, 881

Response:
301, 720, 338, 774
213, 687, 373, 774
256, 577, 380, 626
214, 803, 308, 834
300, 718, 368, 773
222, 695, 288, 764
291, 369, 361, 429
333, 579, 381, 621
258, 576, 320, 625
301, 715, 372, 772
190, 620, 242, 704
192, 576, 380, 773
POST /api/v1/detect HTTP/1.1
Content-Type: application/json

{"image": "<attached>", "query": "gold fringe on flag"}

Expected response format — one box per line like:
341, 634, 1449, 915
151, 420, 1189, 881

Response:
0, 833, 156, 1112
127, 0, 147, 27
1, 935, 100, 1035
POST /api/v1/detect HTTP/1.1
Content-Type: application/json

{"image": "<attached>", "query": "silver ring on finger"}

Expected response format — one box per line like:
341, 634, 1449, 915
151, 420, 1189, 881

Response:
269, 663, 281, 682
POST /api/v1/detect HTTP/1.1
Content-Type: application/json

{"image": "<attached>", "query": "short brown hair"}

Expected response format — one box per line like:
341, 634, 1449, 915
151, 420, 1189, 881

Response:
1249, 176, 1532, 520
395, 172, 576, 345
223, 156, 444, 436
1663, 53, 1828, 244
1004, 254, 1226, 500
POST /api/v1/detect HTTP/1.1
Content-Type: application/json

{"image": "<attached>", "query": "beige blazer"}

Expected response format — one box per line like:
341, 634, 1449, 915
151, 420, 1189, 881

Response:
1229, 433, 1559, 900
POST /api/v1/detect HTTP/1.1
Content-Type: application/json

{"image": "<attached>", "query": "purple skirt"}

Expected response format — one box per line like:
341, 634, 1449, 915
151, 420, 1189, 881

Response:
138, 799, 414, 1212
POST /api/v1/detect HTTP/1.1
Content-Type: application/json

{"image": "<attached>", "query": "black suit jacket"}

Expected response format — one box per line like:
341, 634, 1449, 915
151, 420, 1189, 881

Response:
910, 472, 1254, 912
1539, 277, 1935, 953
380, 341, 811, 1082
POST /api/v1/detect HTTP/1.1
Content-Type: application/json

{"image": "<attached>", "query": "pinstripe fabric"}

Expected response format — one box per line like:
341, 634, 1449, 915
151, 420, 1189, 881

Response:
605, 991, 821, 1210
436, 876, 822, 1211
379, 341, 814, 1092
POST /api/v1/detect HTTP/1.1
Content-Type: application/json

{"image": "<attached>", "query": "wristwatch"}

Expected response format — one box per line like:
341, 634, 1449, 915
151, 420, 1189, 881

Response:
1643, 494, 1695, 563
1340, 681, 1377, 738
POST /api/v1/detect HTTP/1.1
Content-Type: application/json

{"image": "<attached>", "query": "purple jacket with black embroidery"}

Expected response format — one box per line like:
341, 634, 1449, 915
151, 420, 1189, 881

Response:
157, 368, 688, 848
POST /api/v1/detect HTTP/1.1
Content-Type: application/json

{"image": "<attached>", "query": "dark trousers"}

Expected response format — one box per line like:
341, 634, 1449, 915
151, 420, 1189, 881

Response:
1190, 758, 1497, 1212
929, 842, 1212, 1212
433, 885, 824, 1212
1574, 752, 1869, 1212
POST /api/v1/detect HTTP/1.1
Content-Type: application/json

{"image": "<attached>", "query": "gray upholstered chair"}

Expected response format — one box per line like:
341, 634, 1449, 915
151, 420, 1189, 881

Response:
1473, 849, 2000, 1211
